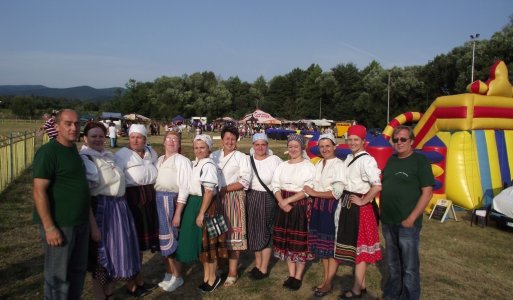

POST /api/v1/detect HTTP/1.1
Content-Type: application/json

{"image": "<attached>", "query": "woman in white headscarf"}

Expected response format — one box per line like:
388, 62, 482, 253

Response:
246, 133, 282, 280
115, 124, 159, 296
181, 134, 228, 293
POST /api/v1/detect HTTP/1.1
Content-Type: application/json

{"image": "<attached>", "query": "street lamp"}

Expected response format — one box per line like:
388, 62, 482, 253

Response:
470, 33, 480, 82
387, 72, 391, 124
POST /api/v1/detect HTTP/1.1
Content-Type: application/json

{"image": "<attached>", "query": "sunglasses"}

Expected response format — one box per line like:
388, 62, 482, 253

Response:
392, 137, 409, 143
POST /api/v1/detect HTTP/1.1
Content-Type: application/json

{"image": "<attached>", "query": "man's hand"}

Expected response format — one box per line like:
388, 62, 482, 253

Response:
45, 227, 63, 247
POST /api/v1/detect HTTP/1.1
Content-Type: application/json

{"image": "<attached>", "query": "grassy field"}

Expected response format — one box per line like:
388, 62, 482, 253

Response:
1, 131, 512, 299
0, 119, 42, 137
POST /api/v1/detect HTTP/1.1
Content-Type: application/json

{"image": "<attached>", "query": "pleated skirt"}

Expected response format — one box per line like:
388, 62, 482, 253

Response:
88, 195, 141, 285
125, 185, 159, 252
246, 189, 275, 251
175, 195, 202, 263
273, 190, 312, 263
221, 190, 247, 250
308, 196, 337, 259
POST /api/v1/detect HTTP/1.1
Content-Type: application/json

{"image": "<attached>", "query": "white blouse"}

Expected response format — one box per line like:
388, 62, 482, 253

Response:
80, 146, 125, 197
155, 153, 192, 204
115, 146, 158, 187
211, 149, 252, 190
344, 151, 382, 194
189, 158, 219, 196
249, 154, 283, 192
313, 157, 347, 199
271, 159, 315, 193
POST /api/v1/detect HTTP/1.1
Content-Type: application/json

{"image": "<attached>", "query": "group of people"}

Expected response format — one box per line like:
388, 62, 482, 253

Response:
33, 108, 434, 300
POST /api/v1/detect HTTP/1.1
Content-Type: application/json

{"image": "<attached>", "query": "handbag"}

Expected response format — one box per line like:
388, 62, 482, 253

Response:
249, 155, 277, 202
205, 214, 228, 238
200, 162, 229, 239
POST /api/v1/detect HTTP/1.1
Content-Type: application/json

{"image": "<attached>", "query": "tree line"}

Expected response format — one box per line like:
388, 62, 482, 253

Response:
3, 17, 512, 128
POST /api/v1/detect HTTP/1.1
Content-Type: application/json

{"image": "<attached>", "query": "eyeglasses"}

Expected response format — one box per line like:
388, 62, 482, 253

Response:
392, 137, 409, 143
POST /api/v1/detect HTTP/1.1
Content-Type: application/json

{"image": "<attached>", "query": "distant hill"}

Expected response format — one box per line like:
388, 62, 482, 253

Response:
0, 85, 124, 102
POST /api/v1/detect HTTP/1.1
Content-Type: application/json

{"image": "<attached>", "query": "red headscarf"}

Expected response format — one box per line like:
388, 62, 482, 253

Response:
347, 125, 367, 140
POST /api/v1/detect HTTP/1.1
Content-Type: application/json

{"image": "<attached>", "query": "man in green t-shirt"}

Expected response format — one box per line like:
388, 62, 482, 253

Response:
380, 126, 434, 300
33, 109, 93, 299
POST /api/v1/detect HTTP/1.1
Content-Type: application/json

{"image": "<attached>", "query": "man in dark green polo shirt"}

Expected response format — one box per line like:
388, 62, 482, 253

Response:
33, 109, 92, 299
380, 125, 434, 300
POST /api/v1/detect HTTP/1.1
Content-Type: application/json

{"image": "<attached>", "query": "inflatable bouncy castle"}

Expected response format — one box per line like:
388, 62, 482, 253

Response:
308, 60, 513, 211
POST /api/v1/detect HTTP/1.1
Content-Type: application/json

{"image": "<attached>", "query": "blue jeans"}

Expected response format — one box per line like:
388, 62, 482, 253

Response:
382, 223, 421, 300
40, 223, 90, 300
110, 137, 117, 148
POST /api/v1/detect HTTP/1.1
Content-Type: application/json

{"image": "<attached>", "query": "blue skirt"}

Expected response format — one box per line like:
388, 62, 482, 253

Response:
308, 197, 337, 259
156, 191, 179, 256
90, 195, 141, 283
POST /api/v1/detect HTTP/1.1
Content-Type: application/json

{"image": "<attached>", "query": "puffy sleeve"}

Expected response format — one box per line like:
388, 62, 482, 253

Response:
302, 161, 315, 189
271, 162, 284, 194
238, 152, 253, 190
176, 156, 192, 204
331, 160, 347, 199
80, 154, 100, 189
361, 156, 382, 186
200, 162, 218, 191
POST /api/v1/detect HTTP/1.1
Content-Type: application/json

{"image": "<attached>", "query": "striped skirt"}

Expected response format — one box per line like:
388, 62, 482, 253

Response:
273, 190, 312, 263
125, 185, 159, 252
221, 190, 247, 250
88, 195, 140, 285
175, 195, 202, 263
156, 191, 179, 257
308, 196, 337, 259
246, 189, 275, 251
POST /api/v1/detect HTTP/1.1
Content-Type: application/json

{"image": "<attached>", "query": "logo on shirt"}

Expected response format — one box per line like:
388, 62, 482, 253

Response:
394, 171, 409, 177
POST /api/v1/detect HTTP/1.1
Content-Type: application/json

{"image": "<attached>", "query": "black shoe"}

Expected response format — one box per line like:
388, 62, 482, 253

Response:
248, 267, 259, 279
137, 281, 156, 291
283, 276, 294, 288
252, 269, 270, 280
127, 286, 150, 298
288, 278, 302, 291
198, 281, 208, 291
200, 277, 222, 293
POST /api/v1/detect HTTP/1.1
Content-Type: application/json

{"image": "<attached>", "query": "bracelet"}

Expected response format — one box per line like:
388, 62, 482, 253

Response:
45, 225, 56, 233
303, 191, 309, 198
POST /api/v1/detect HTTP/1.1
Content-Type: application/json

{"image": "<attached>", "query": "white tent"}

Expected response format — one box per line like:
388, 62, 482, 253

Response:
124, 113, 151, 122
241, 109, 281, 125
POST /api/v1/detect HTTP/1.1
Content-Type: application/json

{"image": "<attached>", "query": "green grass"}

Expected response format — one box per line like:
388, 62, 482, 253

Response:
1, 131, 512, 299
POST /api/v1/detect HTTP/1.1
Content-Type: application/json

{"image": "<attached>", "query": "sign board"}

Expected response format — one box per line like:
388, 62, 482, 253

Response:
429, 199, 457, 222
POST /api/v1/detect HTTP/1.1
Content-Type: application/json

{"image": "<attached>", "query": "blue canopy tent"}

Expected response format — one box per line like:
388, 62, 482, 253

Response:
172, 115, 186, 123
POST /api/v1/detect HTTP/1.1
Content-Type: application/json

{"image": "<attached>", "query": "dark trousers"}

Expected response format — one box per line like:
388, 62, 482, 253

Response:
40, 223, 90, 300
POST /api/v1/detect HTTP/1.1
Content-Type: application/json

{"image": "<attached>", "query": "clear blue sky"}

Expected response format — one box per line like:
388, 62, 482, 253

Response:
1, 0, 512, 88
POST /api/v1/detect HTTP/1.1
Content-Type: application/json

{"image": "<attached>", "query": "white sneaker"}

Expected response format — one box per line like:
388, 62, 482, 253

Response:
158, 273, 172, 288
163, 276, 184, 292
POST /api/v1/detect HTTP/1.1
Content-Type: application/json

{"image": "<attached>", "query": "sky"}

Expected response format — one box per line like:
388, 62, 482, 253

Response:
0, 0, 512, 89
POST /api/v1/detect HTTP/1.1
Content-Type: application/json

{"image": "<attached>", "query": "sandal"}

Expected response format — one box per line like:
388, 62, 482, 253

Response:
337, 289, 362, 299
314, 286, 332, 298
223, 275, 238, 287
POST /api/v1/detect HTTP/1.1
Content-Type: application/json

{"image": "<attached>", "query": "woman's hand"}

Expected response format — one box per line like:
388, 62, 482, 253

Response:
278, 199, 292, 213
90, 226, 101, 242
303, 186, 315, 197
195, 214, 204, 228
172, 214, 181, 228
349, 194, 368, 206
